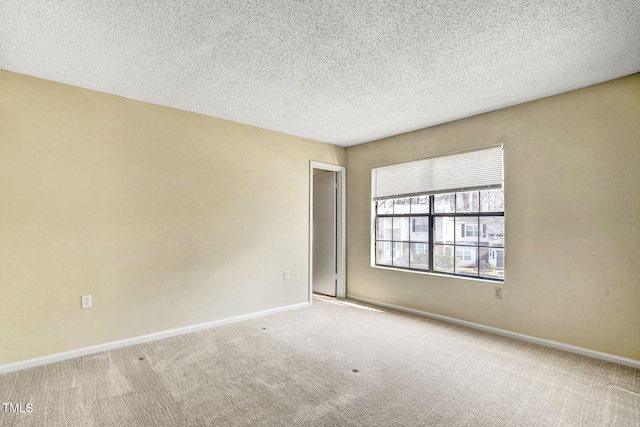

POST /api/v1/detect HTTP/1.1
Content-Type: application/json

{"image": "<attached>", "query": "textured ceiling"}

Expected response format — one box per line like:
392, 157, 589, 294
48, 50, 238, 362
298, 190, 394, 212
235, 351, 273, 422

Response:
1, 1, 639, 146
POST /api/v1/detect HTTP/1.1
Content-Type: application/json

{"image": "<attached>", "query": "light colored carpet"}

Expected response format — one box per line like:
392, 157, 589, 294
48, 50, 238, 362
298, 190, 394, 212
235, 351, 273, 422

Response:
1, 295, 639, 426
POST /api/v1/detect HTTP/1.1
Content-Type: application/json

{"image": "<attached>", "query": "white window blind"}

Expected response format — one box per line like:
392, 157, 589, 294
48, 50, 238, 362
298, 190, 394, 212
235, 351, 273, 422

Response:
372, 145, 503, 200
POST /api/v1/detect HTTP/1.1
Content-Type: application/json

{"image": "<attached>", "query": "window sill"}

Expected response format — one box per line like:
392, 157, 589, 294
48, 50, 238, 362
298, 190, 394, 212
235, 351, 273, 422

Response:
370, 264, 504, 283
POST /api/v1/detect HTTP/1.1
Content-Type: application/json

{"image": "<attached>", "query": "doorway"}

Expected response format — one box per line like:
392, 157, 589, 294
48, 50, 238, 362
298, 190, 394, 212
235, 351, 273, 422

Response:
309, 161, 346, 302
313, 170, 336, 296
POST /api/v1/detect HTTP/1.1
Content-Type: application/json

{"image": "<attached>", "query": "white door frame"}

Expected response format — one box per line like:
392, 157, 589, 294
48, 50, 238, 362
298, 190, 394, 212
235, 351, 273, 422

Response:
309, 161, 346, 302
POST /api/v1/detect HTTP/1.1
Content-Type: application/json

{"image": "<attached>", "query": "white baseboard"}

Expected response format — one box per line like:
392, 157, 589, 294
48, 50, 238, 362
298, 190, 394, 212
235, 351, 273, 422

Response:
0, 302, 309, 375
347, 295, 640, 370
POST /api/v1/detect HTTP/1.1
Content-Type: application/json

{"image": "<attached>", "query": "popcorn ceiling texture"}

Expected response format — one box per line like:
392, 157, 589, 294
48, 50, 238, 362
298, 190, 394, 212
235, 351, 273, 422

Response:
1, 1, 639, 146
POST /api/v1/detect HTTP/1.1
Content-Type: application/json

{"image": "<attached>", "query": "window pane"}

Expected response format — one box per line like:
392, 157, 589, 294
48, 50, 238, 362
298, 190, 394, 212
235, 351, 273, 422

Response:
480, 216, 504, 247
455, 246, 478, 276
455, 216, 479, 246
434, 217, 455, 244
480, 188, 504, 212
377, 199, 393, 215
410, 243, 429, 269
479, 247, 504, 279
393, 242, 409, 267
434, 193, 455, 213
377, 217, 393, 240
376, 241, 392, 265
434, 245, 455, 273
393, 217, 410, 241
456, 191, 479, 212
410, 217, 429, 242
411, 195, 429, 213
393, 197, 411, 214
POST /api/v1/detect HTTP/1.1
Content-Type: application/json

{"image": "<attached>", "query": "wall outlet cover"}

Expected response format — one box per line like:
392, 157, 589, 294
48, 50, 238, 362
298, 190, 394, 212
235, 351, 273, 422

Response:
81, 295, 92, 309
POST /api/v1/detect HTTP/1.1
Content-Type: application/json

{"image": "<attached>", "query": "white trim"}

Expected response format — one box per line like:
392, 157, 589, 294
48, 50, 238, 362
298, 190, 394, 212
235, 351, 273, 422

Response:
346, 295, 640, 370
309, 161, 346, 302
0, 302, 308, 375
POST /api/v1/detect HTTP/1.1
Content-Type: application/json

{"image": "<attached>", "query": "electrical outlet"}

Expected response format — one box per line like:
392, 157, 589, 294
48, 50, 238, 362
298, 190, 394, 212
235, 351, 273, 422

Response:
81, 295, 92, 309
494, 287, 502, 299
284, 271, 290, 280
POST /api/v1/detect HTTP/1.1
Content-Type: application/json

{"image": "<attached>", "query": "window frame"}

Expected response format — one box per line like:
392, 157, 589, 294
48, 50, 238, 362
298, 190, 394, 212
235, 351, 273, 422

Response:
373, 191, 504, 282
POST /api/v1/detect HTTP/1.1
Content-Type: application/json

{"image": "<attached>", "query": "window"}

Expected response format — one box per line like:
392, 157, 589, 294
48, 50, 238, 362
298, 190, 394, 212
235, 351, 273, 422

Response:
455, 249, 473, 261
463, 224, 477, 238
372, 146, 504, 281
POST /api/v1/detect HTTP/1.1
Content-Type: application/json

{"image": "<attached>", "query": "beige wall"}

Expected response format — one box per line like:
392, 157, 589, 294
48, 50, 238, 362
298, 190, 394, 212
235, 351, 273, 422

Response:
0, 71, 345, 364
346, 74, 640, 360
